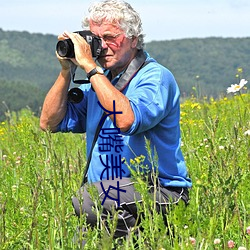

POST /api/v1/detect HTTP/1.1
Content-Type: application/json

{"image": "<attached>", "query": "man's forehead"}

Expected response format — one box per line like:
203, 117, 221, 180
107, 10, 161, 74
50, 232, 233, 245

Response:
90, 21, 122, 34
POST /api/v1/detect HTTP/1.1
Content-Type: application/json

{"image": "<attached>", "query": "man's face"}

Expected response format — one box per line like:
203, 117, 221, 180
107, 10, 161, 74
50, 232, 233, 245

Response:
89, 20, 138, 73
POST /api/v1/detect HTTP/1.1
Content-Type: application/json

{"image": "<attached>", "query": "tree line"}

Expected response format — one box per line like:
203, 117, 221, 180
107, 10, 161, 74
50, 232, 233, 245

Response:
0, 28, 249, 120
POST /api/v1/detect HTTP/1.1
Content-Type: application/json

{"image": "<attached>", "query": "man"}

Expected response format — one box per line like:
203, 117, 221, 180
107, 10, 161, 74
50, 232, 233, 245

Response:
40, 0, 192, 243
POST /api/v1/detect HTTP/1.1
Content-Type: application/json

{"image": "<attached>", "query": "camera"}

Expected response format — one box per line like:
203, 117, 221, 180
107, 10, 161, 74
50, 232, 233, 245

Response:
56, 30, 102, 58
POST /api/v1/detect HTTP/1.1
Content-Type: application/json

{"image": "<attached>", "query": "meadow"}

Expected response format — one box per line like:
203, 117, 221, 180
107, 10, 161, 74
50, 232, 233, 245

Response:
0, 89, 249, 249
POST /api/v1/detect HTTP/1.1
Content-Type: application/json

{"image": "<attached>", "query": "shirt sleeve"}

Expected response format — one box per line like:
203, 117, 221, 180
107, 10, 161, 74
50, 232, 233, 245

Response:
123, 63, 180, 135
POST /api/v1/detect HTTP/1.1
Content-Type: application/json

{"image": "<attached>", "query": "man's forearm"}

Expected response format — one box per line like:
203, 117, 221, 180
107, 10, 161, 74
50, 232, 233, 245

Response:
40, 70, 71, 132
90, 73, 135, 132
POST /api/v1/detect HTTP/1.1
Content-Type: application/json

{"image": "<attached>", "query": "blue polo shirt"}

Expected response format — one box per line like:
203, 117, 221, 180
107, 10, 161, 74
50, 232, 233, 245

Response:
58, 52, 192, 188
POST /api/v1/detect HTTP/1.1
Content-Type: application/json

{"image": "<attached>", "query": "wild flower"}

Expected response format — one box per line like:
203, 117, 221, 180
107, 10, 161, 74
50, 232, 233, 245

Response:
42, 213, 48, 221
196, 179, 202, 185
191, 103, 201, 109
189, 237, 196, 246
214, 238, 221, 244
246, 226, 250, 235
227, 79, 248, 93
130, 159, 135, 165
2, 155, 7, 160
238, 247, 246, 250
0, 128, 5, 136
20, 207, 25, 214
244, 130, 250, 136
237, 67, 243, 74
227, 240, 235, 248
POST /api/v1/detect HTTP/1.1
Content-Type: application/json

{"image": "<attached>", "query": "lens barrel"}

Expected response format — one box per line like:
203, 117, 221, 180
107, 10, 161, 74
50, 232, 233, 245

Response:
56, 39, 75, 58
68, 88, 84, 103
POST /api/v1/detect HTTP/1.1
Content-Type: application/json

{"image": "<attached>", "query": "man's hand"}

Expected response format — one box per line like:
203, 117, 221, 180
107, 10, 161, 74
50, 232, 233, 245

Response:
56, 32, 79, 71
62, 31, 96, 73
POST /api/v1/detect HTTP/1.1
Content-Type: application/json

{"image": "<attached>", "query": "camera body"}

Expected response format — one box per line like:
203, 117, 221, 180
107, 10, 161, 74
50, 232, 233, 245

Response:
56, 30, 102, 58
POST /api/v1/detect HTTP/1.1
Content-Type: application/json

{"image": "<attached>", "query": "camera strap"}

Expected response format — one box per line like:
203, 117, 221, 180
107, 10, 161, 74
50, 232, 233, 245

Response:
81, 50, 150, 185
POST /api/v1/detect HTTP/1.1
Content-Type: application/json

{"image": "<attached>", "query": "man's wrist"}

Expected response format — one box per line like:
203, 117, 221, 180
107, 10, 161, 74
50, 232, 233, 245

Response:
60, 68, 71, 79
87, 66, 104, 80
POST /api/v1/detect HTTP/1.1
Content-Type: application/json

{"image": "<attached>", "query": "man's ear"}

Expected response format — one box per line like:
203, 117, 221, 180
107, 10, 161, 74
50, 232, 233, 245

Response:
131, 36, 139, 48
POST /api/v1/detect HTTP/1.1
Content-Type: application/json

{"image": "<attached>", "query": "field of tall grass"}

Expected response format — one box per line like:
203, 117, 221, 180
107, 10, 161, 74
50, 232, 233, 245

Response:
0, 90, 249, 249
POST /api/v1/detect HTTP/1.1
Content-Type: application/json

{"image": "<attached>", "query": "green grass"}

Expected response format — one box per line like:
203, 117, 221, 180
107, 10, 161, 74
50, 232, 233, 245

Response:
0, 93, 249, 249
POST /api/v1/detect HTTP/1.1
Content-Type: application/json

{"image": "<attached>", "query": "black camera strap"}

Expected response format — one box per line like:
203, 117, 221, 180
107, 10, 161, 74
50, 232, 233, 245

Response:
81, 50, 150, 186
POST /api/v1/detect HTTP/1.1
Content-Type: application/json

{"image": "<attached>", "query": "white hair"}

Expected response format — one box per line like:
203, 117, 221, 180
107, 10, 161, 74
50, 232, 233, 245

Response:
82, 0, 145, 49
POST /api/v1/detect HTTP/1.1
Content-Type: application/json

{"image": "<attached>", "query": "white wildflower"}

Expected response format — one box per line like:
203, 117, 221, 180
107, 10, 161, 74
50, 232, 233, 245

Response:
227, 79, 248, 93
214, 238, 221, 244
20, 207, 25, 214
238, 247, 246, 250
244, 130, 250, 136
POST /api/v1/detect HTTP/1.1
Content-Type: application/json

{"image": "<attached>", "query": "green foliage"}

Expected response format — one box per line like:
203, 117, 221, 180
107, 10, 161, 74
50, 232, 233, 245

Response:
0, 79, 46, 121
0, 28, 60, 89
1, 29, 250, 120
146, 37, 250, 98
0, 29, 61, 121
0, 93, 249, 249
